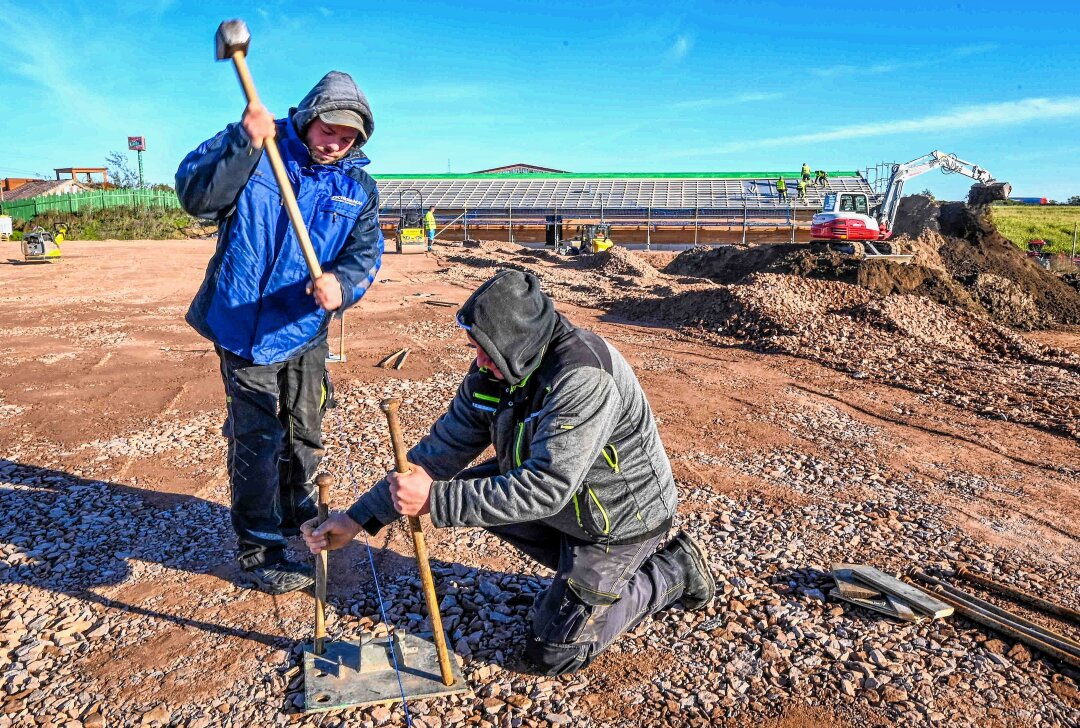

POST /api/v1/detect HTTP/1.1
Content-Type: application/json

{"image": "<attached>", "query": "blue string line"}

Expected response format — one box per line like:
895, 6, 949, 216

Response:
363, 531, 412, 726
338, 423, 411, 726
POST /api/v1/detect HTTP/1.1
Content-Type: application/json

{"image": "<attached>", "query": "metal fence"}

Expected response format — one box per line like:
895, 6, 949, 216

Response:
0, 189, 183, 222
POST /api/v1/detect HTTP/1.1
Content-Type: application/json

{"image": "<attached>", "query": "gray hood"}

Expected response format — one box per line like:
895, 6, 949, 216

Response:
290, 71, 374, 148
457, 271, 558, 387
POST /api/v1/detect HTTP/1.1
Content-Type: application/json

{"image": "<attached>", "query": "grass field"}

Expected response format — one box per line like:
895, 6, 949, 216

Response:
990, 205, 1080, 255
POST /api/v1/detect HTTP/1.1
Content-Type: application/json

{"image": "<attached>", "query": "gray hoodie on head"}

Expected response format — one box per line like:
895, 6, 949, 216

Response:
291, 70, 375, 148
347, 271, 677, 546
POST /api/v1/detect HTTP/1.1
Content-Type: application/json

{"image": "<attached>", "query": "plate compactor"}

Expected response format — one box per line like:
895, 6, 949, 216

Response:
21, 224, 66, 263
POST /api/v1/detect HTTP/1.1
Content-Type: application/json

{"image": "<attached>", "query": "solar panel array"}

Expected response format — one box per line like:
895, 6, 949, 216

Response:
375, 175, 875, 213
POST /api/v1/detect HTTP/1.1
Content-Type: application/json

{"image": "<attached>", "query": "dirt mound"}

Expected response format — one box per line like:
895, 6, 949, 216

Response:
936, 202, 1080, 328
571, 246, 659, 282
611, 272, 1080, 440
891, 195, 941, 238
663, 197, 1080, 330
665, 244, 811, 283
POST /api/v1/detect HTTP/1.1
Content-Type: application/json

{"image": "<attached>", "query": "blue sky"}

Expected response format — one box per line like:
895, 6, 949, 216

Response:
2, 0, 1078, 201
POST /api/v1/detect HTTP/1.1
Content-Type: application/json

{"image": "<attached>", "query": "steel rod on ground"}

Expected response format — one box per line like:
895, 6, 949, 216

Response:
909, 571, 1080, 665
957, 567, 1080, 624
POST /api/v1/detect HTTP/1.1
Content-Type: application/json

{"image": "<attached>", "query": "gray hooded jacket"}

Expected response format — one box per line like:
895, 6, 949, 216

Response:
347, 271, 677, 545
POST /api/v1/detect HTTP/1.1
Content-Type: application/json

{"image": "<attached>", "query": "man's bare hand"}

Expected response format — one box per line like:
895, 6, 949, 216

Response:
241, 102, 276, 150
301, 512, 361, 554
389, 463, 433, 517
306, 273, 343, 311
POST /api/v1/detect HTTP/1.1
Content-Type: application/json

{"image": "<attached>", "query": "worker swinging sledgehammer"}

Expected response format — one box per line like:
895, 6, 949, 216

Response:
424, 205, 437, 251
304, 270, 716, 676
815, 169, 829, 188
776, 176, 788, 202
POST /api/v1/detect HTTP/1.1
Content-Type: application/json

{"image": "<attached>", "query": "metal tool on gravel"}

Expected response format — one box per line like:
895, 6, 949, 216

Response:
215, 19, 323, 282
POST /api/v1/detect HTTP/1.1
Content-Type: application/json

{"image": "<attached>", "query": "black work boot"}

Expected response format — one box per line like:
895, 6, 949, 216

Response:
240, 559, 314, 595
664, 531, 715, 609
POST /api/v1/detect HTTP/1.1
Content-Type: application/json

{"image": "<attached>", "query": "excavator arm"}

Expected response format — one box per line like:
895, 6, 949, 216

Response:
876, 151, 1009, 237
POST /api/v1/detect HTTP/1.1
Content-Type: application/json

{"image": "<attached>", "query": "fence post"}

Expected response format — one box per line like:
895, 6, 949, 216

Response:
1073, 221, 1077, 258
742, 199, 747, 246
463, 206, 468, 242
646, 206, 651, 251
508, 201, 513, 244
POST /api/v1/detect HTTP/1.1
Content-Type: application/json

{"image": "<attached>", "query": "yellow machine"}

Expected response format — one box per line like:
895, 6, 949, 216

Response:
21, 224, 66, 263
394, 190, 426, 254
566, 223, 613, 255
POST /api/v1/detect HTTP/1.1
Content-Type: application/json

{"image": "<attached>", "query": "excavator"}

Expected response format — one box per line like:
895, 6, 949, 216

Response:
810, 151, 1010, 259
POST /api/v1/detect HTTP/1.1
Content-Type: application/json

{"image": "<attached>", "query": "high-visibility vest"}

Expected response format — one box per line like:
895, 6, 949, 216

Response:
801, 164, 810, 176
424, 210, 436, 231
776, 179, 786, 191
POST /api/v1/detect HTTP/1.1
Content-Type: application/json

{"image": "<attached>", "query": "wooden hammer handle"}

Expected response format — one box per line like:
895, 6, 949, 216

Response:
380, 398, 455, 686
229, 50, 323, 282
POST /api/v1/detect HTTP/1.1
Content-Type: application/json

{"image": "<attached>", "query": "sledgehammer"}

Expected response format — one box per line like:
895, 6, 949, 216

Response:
215, 19, 323, 282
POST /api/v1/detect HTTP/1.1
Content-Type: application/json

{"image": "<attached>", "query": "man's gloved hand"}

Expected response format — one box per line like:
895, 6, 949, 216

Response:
389, 463, 433, 517
301, 512, 362, 554
241, 101, 276, 150
307, 273, 343, 311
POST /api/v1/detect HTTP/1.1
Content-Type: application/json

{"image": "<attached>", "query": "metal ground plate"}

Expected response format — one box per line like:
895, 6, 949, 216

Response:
303, 631, 469, 712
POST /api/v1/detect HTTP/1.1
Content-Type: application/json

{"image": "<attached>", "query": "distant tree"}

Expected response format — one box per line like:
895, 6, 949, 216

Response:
1068, 195, 1080, 206
151, 183, 175, 193
918, 188, 935, 200
105, 151, 139, 188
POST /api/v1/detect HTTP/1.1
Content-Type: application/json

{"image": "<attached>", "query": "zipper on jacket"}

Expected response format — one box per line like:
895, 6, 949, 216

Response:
514, 422, 525, 467
587, 486, 611, 535
574, 486, 611, 535
602, 444, 620, 473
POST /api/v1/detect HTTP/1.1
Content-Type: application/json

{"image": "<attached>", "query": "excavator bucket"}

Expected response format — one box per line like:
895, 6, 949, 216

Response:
967, 182, 1011, 206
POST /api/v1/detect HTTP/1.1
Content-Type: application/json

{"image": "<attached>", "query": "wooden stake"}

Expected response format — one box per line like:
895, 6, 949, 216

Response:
379, 398, 455, 686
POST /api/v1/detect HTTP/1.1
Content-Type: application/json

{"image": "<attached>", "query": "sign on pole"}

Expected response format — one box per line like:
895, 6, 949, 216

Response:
127, 136, 146, 152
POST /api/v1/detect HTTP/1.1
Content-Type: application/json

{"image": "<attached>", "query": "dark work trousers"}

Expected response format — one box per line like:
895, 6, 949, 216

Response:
488, 522, 684, 675
217, 341, 329, 569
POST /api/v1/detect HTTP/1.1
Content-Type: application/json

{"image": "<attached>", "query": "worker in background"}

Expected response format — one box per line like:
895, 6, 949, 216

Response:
176, 71, 383, 595
815, 169, 829, 188
776, 176, 788, 202
801, 163, 811, 185
796, 178, 808, 203
424, 205, 437, 252
304, 270, 715, 675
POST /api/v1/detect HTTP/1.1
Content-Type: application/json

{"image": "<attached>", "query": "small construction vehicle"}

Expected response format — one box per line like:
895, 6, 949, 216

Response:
811, 151, 1011, 260
562, 223, 613, 255
394, 189, 426, 254
21, 224, 66, 263
1026, 239, 1052, 270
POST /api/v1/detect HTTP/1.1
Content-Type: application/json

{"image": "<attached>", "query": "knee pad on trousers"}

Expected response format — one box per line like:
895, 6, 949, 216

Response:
525, 636, 591, 676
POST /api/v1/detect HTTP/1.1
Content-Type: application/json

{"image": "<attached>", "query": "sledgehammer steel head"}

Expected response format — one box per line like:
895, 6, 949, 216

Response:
215, 19, 250, 60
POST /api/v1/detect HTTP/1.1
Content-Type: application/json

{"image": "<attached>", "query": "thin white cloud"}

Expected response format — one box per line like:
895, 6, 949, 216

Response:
668, 34, 694, 61
317, 6, 332, 17
665, 97, 1080, 158
811, 43, 997, 78
673, 92, 785, 109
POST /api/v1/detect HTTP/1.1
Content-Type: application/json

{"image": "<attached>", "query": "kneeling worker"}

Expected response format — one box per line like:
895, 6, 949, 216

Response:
303, 270, 714, 675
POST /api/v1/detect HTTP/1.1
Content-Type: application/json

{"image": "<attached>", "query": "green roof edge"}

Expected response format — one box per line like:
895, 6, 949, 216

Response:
371, 171, 861, 180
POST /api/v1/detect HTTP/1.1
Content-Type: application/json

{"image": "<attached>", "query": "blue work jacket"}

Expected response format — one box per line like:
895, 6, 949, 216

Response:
176, 116, 383, 365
